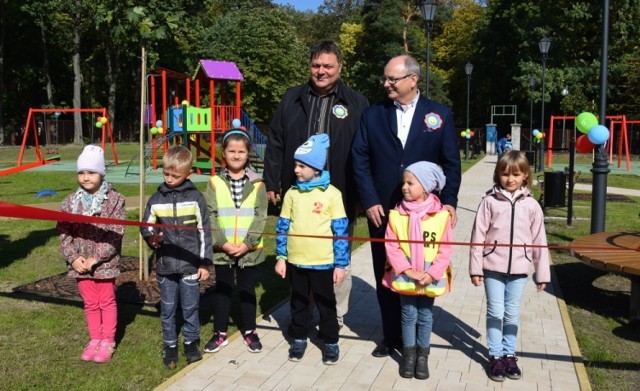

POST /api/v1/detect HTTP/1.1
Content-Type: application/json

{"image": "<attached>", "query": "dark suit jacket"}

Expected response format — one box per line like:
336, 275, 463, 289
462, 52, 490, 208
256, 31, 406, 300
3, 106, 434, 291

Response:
352, 95, 461, 220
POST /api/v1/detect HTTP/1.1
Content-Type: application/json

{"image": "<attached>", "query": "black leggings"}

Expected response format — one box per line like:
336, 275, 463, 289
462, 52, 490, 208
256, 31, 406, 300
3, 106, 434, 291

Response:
213, 264, 260, 333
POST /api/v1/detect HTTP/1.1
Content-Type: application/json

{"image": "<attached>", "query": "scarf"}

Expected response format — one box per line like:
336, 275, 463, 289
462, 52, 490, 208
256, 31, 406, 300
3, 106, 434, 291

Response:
396, 198, 434, 272
295, 171, 330, 192
71, 181, 109, 216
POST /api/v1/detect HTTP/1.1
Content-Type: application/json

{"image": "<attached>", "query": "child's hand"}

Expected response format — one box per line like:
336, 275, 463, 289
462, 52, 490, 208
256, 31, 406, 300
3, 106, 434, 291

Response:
86, 257, 99, 273
333, 267, 346, 285
403, 269, 423, 282
536, 283, 546, 292
417, 273, 433, 286
228, 243, 250, 258
275, 258, 287, 278
471, 276, 484, 286
197, 266, 210, 281
149, 232, 164, 248
71, 257, 89, 274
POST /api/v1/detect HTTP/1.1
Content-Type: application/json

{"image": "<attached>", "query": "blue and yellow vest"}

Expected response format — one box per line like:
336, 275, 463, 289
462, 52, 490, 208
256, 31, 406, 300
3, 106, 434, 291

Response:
383, 209, 451, 297
210, 176, 264, 250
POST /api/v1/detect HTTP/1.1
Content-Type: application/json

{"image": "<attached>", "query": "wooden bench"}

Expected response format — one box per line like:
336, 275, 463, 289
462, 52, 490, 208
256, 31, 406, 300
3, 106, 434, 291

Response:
570, 231, 640, 324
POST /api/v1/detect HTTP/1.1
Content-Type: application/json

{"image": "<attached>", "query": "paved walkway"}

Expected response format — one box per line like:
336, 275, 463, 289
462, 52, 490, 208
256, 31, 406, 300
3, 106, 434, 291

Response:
156, 154, 589, 391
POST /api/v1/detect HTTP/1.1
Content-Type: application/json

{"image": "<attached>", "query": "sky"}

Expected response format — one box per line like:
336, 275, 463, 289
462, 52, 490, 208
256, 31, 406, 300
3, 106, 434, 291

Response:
272, 0, 325, 12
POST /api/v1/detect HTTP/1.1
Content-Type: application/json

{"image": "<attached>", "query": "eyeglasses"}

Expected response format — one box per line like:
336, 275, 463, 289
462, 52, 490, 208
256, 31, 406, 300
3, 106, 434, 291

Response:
379, 74, 413, 85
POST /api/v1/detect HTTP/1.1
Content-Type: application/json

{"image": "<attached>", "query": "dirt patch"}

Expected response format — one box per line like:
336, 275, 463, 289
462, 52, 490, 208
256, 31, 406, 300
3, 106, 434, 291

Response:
12, 257, 216, 306
573, 193, 635, 203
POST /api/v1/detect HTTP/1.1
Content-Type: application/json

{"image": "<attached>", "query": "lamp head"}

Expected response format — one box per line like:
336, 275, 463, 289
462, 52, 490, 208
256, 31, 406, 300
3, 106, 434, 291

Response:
539, 36, 551, 57
419, 0, 437, 22
465, 62, 474, 76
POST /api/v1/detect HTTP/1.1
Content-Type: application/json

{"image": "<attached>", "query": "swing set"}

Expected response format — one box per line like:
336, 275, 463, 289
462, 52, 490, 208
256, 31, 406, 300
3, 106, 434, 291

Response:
0, 108, 118, 176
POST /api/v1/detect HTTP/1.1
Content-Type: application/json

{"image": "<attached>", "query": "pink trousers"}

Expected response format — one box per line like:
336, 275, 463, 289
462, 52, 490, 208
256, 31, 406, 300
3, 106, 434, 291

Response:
77, 278, 117, 341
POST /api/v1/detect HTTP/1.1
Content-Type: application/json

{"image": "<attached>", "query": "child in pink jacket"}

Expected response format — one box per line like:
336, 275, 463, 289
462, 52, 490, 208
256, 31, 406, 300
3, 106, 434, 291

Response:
469, 150, 550, 383
384, 161, 452, 380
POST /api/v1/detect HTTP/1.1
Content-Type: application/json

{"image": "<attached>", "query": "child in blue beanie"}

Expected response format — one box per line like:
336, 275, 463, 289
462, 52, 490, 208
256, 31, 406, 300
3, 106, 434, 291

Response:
274, 133, 350, 365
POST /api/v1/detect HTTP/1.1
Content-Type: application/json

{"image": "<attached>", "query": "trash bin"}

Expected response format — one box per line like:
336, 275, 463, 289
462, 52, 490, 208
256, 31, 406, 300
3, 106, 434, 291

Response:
525, 151, 536, 167
544, 171, 566, 207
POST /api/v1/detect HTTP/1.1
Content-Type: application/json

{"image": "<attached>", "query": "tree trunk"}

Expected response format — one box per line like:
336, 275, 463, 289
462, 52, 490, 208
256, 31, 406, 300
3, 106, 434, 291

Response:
0, 2, 5, 145
72, 0, 83, 145
39, 14, 53, 106
106, 46, 117, 140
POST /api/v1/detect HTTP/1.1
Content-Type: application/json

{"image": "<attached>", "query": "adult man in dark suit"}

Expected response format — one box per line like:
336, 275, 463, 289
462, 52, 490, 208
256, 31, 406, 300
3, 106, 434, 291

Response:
264, 40, 369, 328
352, 54, 461, 357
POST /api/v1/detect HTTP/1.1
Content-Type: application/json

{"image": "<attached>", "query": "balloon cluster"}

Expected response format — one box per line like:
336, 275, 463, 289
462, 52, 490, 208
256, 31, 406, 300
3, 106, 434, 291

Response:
95, 116, 108, 128
575, 112, 609, 153
150, 120, 165, 135
459, 128, 475, 139
231, 118, 247, 131
532, 129, 545, 143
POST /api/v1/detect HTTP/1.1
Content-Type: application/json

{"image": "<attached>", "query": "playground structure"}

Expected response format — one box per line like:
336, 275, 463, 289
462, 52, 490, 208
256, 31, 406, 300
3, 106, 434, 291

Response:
130, 59, 267, 177
545, 114, 635, 171
0, 108, 118, 176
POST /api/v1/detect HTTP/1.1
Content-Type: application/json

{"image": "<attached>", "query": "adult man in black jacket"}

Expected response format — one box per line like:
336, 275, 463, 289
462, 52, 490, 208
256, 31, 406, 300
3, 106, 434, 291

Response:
264, 40, 369, 328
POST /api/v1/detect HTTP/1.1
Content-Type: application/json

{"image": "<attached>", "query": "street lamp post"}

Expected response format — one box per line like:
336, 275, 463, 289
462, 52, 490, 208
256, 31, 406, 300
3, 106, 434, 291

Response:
464, 62, 473, 160
419, 0, 437, 99
591, 0, 610, 233
537, 36, 551, 172
529, 76, 536, 153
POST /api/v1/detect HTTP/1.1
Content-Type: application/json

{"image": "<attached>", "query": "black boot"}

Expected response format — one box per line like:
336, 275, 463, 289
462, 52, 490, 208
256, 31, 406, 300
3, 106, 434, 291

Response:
400, 346, 417, 378
415, 346, 430, 380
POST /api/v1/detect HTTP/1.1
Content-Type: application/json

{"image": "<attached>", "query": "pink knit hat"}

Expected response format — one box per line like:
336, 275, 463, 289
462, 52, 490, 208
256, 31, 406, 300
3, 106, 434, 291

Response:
77, 145, 106, 176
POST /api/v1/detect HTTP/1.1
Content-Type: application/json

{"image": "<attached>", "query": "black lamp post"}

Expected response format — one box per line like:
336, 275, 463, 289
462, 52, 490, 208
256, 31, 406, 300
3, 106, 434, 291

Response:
419, 0, 437, 99
529, 76, 536, 153
591, 0, 610, 233
464, 62, 473, 160
537, 36, 551, 172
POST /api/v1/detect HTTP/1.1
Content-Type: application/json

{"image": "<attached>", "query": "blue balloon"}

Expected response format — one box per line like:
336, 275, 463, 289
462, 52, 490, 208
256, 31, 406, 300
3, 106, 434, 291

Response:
232, 118, 242, 128
465, 134, 471, 139
156, 120, 163, 128
532, 129, 540, 136
587, 125, 610, 145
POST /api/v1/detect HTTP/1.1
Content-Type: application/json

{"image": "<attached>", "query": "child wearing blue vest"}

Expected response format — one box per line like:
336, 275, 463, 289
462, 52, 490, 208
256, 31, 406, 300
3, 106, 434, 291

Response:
383, 161, 453, 380
204, 129, 268, 354
274, 133, 350, 365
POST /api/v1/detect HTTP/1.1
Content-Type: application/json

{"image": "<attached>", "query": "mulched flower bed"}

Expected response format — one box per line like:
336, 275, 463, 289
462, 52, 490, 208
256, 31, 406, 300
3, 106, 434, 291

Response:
13, 257, 216, 306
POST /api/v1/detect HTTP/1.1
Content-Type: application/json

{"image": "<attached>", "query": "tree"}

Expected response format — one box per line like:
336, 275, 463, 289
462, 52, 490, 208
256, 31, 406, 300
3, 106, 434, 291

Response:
195, 5, 308, 124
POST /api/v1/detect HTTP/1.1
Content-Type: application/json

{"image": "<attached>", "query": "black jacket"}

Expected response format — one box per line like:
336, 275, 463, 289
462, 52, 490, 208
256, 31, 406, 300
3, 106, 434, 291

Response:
264, 80, 369, 220
140, 180, 213, 275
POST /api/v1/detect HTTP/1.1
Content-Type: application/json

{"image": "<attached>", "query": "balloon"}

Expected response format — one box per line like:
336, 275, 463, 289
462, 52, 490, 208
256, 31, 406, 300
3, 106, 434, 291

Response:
100, 117, 108, 124
576, 112, 598, 134
232, 118, 242, 128
54, 112, 61, 117
575, 135, 595, 153
95, 121, 103, 128
155, 120, 163, 128
588, 124, 609, 145
460, 131, 467, 137
157, 127, 165, 134
470, 131, 475, 137
536, 132, 543, 139
532, 129, 540, 136
150, 127, 158, 135
465, 134, 471, 139
181, 100, 190, 107
465, 128, 471, 134
239, 125, 247, 131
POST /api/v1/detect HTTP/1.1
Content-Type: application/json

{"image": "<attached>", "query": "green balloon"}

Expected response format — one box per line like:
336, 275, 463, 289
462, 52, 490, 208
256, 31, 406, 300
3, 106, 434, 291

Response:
576, 112, 597, 134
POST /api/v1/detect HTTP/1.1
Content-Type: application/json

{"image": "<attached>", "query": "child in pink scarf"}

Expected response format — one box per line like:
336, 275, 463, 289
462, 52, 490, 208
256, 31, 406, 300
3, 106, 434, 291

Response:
383, 161, 453, 380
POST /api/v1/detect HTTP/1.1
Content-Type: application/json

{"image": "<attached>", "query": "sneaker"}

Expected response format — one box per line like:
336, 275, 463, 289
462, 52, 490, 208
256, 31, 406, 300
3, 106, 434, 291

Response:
243, 330, 263, 353
288, 339, 307, 362
503, 355, 522, 379
204, 331, 228, 353
489, 356, 506, 382
322, 343, 340, 365
93, 340, 116, 363
184, 340, 202, 364
80, 339, 101, 362
163, 345, 179, 369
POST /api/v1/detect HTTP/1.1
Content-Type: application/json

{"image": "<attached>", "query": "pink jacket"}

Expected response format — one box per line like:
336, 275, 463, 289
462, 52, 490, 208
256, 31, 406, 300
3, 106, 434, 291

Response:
385, 194, 453, 282
469, 186, 550, 283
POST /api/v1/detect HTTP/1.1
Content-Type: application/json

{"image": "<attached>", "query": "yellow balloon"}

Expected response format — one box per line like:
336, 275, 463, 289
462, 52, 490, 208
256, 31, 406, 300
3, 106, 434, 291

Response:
181, 100, 190, 107
460, 131, 467, 137
100, 117, 108, 124
157, 127, 165, 134
536, 133, 543, 139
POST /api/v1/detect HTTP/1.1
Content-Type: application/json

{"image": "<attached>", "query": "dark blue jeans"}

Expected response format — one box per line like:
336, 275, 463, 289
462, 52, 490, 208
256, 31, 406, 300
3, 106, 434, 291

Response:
157, 273, 201, 345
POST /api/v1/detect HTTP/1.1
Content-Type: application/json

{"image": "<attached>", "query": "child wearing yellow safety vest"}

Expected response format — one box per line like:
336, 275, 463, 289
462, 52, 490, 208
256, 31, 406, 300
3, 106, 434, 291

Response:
204, 129, 268, 354
383, 161, 453, 380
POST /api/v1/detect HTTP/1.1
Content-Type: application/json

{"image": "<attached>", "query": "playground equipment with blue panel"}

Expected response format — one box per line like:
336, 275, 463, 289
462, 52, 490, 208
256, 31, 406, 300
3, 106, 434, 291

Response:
127, 59, 267, 177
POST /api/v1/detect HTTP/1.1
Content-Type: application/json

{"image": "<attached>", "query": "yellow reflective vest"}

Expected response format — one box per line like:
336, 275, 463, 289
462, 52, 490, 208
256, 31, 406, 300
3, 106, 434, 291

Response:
210, 176, 264, 250
382, 209, 451, 297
